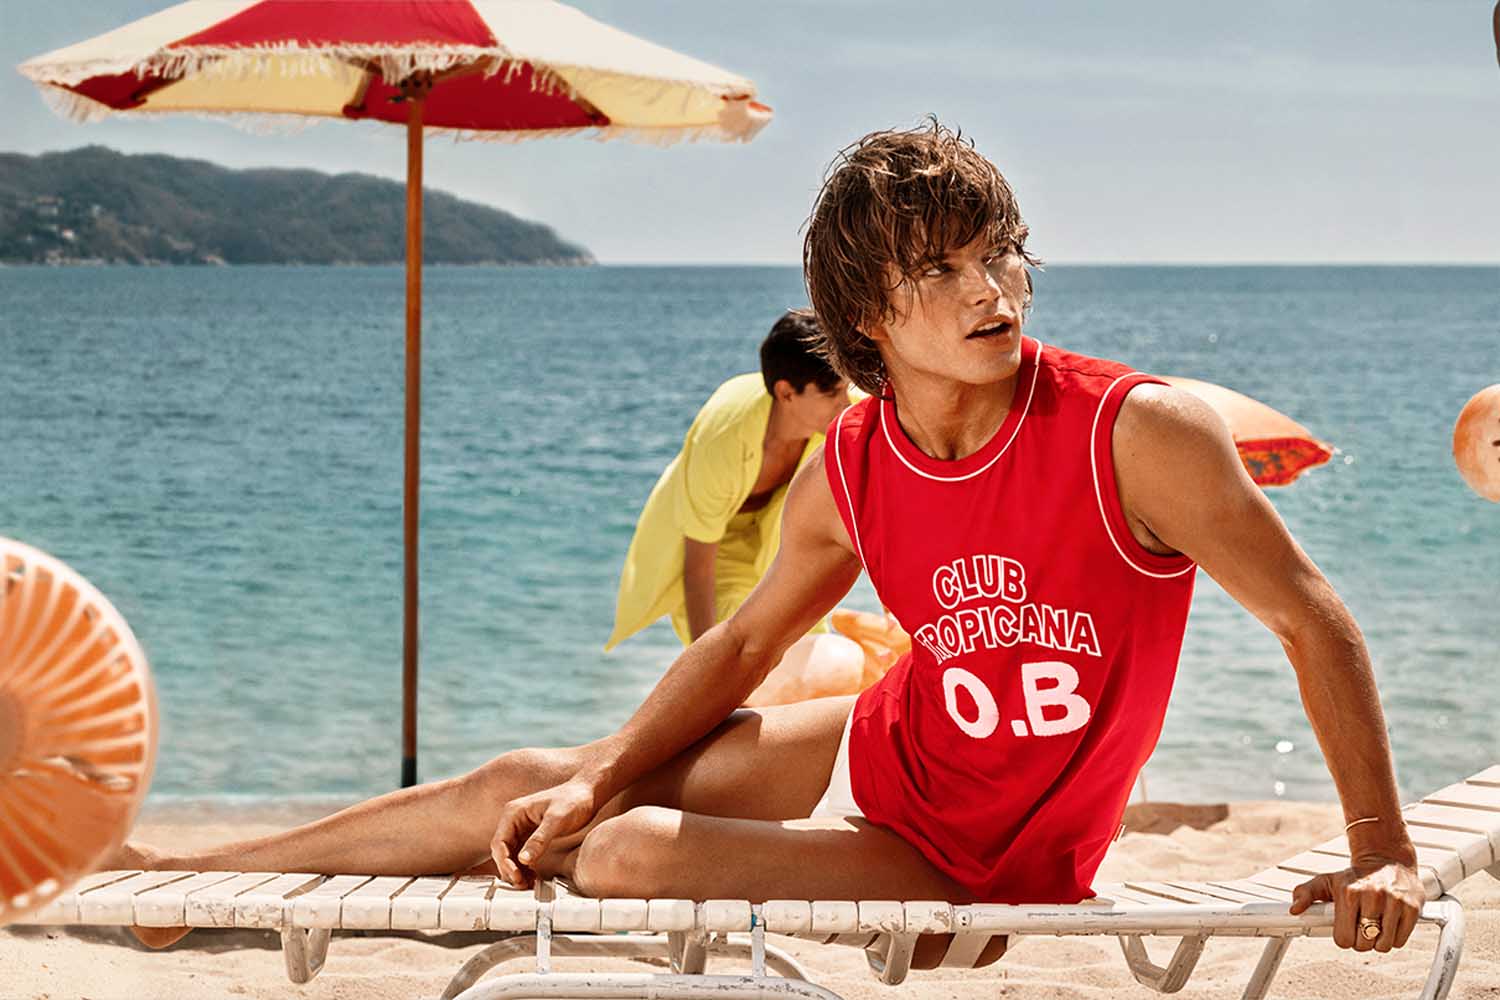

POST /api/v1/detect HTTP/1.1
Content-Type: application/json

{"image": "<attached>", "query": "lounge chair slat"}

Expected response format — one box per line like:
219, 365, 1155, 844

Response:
183, 872, 284, 927
31, 869, 140, 924
37, 868, 147, 923
551, 895, 600, 931
490, 888, 541, 930
1271, 852, 1349, 876
1234, 870, 1305, 896
761, 899, 812, 933
1214, 880, 1294, 903
903, 901, 955, 934
1399, 824, 1499, 877
704, 899, 751, 932
1401, 803, 1500, 852
234, 873, 326, 928
1264, 853, 1446, 897
810, 900, 859, 934
600, 898, 649, 931
131, 871, 239, 927
290, 874, 373, 929
389, 876, 456, 930
1164, 881, 1271, 904
438, 876, 497, 931
645, 898, 695, 932
1296, 845, 1454, 896
1092, 884, 1166, 907
1124, 881, 1235, 905
1465, 765, 1500, 786
78, 871, 197, 924
1425, 782, 1500, 812
857, 901, 905, 934
340, 876, 414, 930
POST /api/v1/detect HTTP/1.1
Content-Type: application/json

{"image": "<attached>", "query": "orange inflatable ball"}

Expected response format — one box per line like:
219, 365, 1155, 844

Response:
0, 538, 157, 925
1453, 385, 1500, 502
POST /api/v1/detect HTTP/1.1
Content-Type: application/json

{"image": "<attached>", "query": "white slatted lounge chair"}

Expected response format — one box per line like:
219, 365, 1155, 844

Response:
18, 765, 1499, 1000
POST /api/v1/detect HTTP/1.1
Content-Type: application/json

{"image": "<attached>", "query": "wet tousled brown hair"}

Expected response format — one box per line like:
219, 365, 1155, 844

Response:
802, 119, 1038, 395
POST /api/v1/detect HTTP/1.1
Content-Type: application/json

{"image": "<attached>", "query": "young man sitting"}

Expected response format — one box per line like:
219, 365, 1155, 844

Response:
606, 310, 864, 705
120, 121, 1422, 966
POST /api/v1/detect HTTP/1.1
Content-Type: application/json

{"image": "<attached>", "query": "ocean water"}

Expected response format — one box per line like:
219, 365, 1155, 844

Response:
2, 264, 1496, 805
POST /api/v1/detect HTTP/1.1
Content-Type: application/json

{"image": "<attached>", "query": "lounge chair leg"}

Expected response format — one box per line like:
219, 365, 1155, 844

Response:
1418, 897, 1465, 1000
442, 938, 547, 1000
279, 926, 330, 984
669, 930, 709, 974
862, 932, 916, 985
1241, 937, 1291, 1000
1118, 934, 1206, 994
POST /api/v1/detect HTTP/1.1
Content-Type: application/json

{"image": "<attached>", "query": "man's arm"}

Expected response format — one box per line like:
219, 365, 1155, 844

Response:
1113, 384, 1422, 952
682, 538, 719, 641
491, 449, 862, 884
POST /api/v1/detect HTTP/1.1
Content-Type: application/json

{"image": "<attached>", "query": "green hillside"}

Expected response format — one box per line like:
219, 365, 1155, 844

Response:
0, 146, 593, 266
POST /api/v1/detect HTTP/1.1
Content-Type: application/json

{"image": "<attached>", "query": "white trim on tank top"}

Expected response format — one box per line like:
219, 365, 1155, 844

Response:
831, 404, 870, 573
878, 338, 1043, 483
1090, 373, 1196, 580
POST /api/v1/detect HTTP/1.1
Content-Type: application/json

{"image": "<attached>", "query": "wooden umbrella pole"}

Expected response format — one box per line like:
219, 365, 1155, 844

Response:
401, 76, 429, 788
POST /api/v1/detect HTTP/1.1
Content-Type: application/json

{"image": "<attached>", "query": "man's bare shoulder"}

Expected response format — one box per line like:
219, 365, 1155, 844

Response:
1111, 381, 1262, 556
1113, 381, 1236, 470
782, 445, 858, 555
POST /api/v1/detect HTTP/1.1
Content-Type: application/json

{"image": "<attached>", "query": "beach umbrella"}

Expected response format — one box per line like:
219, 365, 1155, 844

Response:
1162, 377, 1333, 487
19, 0, 771, 788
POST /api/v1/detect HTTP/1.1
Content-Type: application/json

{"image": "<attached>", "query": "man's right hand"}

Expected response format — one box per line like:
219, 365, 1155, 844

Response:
490, 778, 600, 889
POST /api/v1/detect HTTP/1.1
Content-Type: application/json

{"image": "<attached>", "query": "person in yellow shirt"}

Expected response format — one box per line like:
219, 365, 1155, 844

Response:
607, 310, 864, 704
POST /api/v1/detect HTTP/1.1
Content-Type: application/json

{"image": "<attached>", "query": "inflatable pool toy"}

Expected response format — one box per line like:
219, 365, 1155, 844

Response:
830, 608, 911, 688
0, 538, 157, 925
742, 632, 865, 707
1162, 377, 1333, 487
1454, 384, 1500, 502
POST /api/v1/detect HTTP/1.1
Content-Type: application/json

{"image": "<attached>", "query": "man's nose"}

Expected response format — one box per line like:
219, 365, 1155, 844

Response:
963, 261, 1004, 308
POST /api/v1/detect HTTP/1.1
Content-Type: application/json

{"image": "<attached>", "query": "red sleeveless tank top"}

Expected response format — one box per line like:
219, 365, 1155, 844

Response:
825, 338, 1197, 903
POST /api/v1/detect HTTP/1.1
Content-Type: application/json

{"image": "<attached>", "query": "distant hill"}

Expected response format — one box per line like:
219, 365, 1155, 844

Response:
0, 146, 593, 266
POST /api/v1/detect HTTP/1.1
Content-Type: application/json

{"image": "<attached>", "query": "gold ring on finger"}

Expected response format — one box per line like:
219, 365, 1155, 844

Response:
1358, 916, 1382, 941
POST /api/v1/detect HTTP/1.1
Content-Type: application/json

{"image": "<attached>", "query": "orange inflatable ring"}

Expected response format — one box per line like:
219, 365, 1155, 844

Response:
1453, 384, 1500, 502
830, 608, 911, 688
0, 538, 157, 925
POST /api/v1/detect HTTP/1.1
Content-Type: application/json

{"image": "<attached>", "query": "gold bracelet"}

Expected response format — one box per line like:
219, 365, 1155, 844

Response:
1344, 816, 1381, 833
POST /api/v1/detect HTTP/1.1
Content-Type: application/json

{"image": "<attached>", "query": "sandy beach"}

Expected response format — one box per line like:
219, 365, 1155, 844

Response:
3, 798, 1495, 1000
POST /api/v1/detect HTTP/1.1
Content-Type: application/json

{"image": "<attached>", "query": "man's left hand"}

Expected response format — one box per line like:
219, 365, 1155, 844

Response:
1289, 859, 1425, 952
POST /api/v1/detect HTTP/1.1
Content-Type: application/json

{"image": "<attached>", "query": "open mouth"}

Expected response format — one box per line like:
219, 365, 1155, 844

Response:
966, 318, 1013, 340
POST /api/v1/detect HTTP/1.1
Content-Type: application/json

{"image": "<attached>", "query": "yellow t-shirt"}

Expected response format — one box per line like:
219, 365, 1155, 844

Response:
606, 373, 823, 650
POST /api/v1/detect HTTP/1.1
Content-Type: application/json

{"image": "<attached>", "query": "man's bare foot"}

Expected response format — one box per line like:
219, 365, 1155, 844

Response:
103, 841, 193, 949
104, 840, 167, 872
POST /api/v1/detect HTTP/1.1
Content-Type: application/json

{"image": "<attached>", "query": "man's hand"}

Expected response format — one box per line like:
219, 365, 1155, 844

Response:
1289, 859, 1425, 952
490, 778, 600, 889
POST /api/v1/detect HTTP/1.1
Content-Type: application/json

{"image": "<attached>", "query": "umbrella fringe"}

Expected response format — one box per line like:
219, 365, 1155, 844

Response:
21, 45, 748, 102
32, 85, 117, 125
32, 86, 763, 146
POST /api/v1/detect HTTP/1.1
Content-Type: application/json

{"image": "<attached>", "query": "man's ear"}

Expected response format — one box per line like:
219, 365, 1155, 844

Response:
771, 377, 797, 402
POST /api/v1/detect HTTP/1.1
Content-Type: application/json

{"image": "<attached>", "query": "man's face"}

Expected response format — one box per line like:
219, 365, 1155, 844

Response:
866, 236, 1029, 392
783, 378, 851, 438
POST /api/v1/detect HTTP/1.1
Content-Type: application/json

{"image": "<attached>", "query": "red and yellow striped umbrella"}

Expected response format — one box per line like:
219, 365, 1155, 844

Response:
19, 0, 770, 142
19, 0, 771, 789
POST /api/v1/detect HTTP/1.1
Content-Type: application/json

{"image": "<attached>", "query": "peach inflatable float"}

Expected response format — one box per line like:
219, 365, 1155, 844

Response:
1454, 384, 1500, 502
0, 538, 157, 925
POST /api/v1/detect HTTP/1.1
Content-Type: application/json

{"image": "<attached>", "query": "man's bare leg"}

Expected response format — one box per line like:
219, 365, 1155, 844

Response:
543, 804, 1004, 969
120, 695, 854, 876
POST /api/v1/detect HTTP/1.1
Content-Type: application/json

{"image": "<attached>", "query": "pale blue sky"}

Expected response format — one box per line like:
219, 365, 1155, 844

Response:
4, 1, 1498, 263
